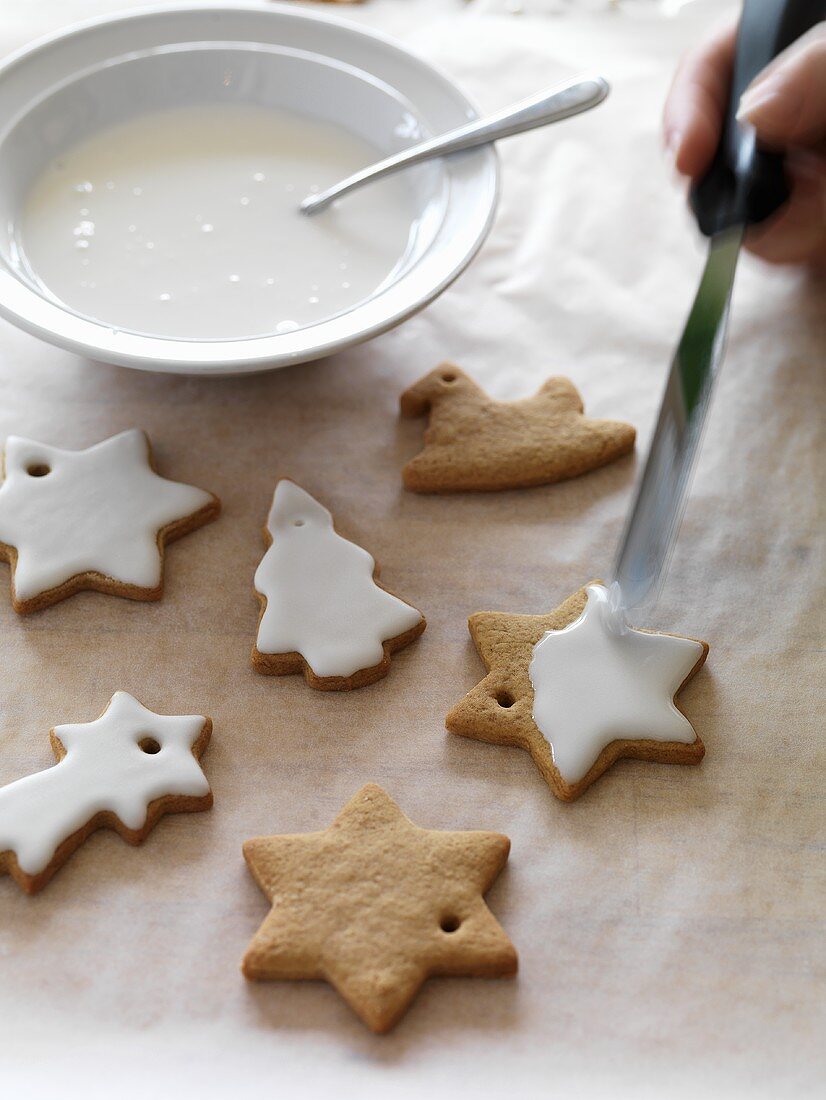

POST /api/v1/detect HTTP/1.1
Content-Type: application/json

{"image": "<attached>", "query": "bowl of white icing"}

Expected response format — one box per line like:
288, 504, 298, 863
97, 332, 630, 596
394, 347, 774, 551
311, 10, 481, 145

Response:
0, 3, 498, 374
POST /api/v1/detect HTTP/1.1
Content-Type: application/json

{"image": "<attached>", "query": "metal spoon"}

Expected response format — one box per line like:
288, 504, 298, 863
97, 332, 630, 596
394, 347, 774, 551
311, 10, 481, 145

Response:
299, 74, 609, 216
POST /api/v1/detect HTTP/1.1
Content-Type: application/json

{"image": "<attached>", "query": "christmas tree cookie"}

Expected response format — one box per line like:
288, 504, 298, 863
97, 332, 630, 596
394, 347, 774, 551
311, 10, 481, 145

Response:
0, 692, 213, 894
0, 429, 219, 612
400, 364, 636, 492
447, 583, 708, 801
242, 783, 517, 1033
252, 480, 425, 690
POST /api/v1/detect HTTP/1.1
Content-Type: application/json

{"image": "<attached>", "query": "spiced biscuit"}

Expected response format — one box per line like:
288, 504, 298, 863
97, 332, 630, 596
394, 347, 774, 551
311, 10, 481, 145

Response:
0, 429, 219, 612
447, 583, 708, 801
400, 364, 635, 492
242, 783, 517, 1033
252, 479, 425, 690
0, 692, 212, 895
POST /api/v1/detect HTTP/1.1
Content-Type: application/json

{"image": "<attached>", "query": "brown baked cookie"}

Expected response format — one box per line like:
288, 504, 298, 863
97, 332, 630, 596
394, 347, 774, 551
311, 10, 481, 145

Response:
251, 479, 425, 690
0, 692, 212, 895
242, 783, 517, 1033
399, 364, 635, 492
0, 429, 219, 613
447, 582, 708, 802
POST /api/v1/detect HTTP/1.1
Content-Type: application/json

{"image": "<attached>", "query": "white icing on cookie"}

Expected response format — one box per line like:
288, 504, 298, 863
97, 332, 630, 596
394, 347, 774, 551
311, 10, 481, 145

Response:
254, 480, 423, 679
0, 692, 210, 877
529, 584, 704, 785
0, 429, 215, 601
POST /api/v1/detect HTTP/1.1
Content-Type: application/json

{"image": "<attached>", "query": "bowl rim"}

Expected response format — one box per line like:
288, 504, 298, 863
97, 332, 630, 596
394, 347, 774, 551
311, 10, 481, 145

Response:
0, 1, 499, 375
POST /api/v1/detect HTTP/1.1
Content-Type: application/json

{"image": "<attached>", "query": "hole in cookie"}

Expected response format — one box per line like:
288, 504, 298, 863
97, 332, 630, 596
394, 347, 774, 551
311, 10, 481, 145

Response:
138, 737, 161, 755
26, 463, 51, 477
440, 915, 461, 933
293, 519, 305, 527
495, 691, 515, 708
441, 372, 457, 384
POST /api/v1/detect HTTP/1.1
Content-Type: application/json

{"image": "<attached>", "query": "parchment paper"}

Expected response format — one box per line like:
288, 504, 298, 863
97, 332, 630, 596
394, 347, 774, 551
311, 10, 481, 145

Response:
0, 3, 823, 1098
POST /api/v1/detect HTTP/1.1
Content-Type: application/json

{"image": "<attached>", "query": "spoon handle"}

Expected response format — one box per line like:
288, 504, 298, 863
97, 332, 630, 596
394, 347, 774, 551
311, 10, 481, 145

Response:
301, 74, 609, 215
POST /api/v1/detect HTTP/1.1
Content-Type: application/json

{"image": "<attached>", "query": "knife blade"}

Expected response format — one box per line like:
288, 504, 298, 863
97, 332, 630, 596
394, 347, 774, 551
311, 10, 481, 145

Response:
611, 225, 743, 613
611, 0, 824, 614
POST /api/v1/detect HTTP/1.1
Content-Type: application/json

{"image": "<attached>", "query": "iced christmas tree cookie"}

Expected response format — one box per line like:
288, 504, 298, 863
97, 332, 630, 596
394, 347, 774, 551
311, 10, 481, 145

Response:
400, 364, 635, 492
252, 480, 425, 690
0, 429, 219, 612
447, 583, 708, 801
0, 692, 213, 894
242, 783, 517, 1033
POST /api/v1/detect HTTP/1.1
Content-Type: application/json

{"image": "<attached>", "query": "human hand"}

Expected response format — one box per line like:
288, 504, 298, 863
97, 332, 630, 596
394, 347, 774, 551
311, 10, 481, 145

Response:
663, 19, 826, 265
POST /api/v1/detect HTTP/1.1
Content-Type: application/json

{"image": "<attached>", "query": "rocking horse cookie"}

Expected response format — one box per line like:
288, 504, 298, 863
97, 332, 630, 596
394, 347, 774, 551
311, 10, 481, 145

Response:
0, 428, 219, 612
447, 582, 708, 801
400, 364, 636, 492
0, 692, 213, 894
252, 479, 425, 690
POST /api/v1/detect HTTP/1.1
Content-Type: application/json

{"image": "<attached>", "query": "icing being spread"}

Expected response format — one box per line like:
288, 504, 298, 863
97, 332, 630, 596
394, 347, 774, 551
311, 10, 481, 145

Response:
528, 584, 704, 785
0, 429, 215, 600
0, 692, 210, 876
254, 480, 423, 679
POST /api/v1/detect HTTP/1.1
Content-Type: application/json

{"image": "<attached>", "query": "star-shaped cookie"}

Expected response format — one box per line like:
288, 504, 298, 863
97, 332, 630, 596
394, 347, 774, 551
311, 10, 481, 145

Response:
400, 364, 636, 492
242, 783, 517, 1033
0, 691, 212, 894
0, 429, 219, 611
447, 583, 708, 802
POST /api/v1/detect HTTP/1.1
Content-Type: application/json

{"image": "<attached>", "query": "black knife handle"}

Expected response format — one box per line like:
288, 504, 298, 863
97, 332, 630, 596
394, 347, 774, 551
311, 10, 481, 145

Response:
690, 0, 826, 236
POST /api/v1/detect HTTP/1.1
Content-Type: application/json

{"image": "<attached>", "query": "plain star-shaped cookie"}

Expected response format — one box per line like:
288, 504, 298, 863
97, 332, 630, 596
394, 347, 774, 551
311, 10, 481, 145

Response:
0, 429, 219, 611
242, 783, 517, 1033
399, 364, 636, 492
446, 583, 708, 802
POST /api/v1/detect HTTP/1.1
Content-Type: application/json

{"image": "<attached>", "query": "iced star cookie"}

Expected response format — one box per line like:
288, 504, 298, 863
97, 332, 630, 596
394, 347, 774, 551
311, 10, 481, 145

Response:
447, 583, 708, 802
0, 429, 219, 612
0, 692, 212, 894
400, 364, 636, 492
252, 479, 425, 690
242, 783, 517, 1033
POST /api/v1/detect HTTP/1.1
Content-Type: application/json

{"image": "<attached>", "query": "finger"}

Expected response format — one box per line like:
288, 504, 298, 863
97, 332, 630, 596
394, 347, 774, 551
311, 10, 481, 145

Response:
737, 25, 826, 150
663, 19, 737, 179
745, 151, 826, 266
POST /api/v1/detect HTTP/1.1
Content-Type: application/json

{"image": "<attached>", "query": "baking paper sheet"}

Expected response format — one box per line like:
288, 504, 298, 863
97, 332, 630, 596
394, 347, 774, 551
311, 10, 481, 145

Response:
0, 2, 823, 1097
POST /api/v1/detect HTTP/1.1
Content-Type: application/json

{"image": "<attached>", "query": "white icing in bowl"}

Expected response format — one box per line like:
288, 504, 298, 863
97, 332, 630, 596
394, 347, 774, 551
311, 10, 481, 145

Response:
19, 102, 423, 341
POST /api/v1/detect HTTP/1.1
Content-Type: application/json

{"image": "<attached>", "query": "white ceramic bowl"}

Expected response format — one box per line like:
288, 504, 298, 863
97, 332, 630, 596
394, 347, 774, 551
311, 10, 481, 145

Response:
0, 3, 498, 375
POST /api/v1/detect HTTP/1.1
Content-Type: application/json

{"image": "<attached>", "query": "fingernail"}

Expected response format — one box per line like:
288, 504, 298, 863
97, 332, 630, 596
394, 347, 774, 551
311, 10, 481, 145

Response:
736, 80, 781, 122
664, 128, 682, 167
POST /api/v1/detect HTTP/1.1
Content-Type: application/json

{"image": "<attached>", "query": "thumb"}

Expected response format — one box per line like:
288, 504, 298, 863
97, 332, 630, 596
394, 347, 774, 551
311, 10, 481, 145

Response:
736, 24, 826, 148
